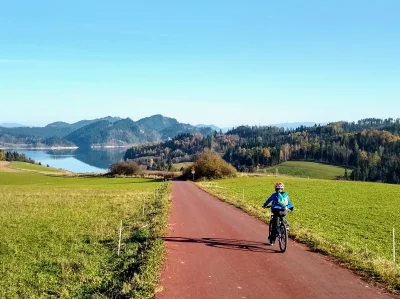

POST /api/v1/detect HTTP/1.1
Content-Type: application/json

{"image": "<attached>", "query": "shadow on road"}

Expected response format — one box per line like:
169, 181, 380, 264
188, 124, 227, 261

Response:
163, 237, 281, 253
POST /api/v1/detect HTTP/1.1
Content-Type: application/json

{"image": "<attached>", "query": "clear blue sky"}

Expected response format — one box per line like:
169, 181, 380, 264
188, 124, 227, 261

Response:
1, 0, 399, 127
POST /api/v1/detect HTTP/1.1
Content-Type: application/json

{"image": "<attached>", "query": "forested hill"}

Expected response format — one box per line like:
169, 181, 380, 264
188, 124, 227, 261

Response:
124, 118, 400, 184
65, 118, 161, 147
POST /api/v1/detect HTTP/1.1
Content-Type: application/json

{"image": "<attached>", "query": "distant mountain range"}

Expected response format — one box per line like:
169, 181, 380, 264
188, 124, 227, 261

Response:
195, 122, 326, 132
196, 124, 222, 131
46, 116, 122, 131
0, 123, 27, 128
269, 122, 327, 129
0, 115, 328, 149
0, 115, 213, 148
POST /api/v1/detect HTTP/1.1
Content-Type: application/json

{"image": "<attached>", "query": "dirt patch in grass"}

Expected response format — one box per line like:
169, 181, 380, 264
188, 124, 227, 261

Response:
0, 162, 18, 172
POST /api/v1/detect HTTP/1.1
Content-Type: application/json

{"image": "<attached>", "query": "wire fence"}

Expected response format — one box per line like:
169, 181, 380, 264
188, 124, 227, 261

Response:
117, 180, 170, 256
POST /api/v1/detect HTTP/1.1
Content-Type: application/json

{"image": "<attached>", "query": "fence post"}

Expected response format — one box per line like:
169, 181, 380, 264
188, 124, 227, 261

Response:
118, 220, 123, 256
393, 228, 396, 263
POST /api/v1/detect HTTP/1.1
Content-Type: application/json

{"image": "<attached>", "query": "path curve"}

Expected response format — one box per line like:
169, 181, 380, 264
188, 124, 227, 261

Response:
157, 181, 398, 299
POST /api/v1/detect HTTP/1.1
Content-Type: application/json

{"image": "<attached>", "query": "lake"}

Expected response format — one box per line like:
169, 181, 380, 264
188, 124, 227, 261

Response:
15, 148, 127, 173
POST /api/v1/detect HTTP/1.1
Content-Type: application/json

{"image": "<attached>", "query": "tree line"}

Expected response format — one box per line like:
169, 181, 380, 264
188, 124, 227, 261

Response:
0, 150, 33, 163
123, 118, 400, 184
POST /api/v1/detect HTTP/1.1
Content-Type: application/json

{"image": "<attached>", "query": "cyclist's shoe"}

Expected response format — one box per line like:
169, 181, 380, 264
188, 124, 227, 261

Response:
267, 236, 275, 246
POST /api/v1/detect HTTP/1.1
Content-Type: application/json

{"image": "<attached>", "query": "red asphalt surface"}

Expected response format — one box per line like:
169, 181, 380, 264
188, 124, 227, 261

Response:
157, 181, 398, 299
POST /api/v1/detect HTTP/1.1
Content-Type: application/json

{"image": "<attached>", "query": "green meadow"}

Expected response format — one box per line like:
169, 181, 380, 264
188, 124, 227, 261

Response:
0, 171, 170, 298
263, 160, 349, 180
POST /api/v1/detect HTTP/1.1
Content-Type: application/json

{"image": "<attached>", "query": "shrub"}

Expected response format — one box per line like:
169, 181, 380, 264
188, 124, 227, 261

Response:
183, 149, 237, 180
109, 161, 143, 176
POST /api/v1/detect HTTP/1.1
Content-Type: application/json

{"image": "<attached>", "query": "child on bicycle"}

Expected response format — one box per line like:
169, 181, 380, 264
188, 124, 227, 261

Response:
262, 182, 294, 245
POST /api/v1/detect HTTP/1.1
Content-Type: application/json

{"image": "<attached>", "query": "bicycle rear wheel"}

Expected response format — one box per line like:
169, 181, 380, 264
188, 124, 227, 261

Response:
278, 221, 288, 252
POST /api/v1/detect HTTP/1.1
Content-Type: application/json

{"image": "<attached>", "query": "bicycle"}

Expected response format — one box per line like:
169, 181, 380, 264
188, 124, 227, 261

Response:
264, 205, 289, 252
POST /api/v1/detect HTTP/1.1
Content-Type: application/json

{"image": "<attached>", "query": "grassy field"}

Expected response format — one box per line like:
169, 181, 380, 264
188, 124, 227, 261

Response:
262, 161, 349, 180
9, 162, 66, 173
197, 177, 400, 291
0, 171, 170, 298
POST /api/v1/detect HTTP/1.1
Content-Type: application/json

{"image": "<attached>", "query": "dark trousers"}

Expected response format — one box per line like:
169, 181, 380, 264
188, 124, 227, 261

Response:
269, 209, 288, 243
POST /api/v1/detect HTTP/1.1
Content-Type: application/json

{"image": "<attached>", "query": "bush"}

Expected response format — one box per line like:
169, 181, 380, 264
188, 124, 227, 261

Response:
183, 149, 237, 180
109, 161, 143, 176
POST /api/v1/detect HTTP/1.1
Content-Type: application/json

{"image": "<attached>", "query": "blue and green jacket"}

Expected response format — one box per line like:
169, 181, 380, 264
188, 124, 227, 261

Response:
263, 192, 294, 211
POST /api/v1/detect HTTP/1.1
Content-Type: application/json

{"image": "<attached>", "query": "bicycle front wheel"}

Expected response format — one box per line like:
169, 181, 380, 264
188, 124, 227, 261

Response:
278, 222, 288, 252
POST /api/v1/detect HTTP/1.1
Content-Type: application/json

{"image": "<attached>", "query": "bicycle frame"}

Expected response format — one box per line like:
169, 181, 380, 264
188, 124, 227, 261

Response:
268, 213, 288, 252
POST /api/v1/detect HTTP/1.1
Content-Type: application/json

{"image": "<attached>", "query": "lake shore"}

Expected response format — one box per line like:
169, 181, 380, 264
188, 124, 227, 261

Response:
1, 148, 123, 173
0, 145, 134, 150
91, 145, 133, 149
0, 146, 79, 150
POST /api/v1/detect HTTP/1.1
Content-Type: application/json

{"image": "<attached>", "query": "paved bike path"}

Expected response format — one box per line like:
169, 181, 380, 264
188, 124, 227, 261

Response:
157, 181, 397, 299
